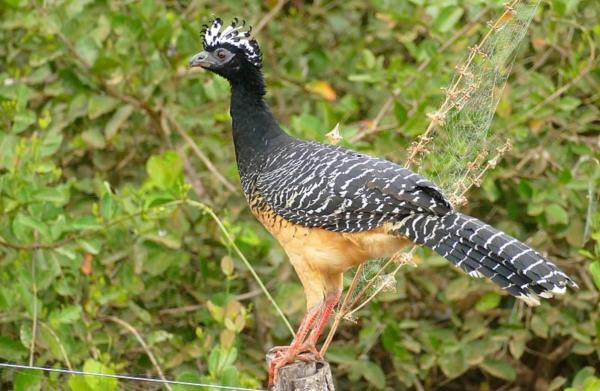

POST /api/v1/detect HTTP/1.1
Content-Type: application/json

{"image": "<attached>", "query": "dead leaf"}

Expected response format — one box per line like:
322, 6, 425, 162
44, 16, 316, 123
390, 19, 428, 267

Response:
326, 123, 343, 145
361, 119, 376, 130
220, 329, 236, 348
375, 12, 397, 29
220, 255, 234, 276
532, 37, 546, 49
499, 12, 514, 22
529, 119, 545, 134
81, 253, 93, 275
306, 80, 337, 101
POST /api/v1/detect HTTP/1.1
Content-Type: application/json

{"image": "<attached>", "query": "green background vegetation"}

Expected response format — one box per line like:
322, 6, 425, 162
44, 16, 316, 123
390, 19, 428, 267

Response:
0, 0, 599, 390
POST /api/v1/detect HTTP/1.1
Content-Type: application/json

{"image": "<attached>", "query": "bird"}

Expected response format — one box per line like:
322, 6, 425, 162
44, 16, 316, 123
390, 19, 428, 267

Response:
189, 17, 577, 385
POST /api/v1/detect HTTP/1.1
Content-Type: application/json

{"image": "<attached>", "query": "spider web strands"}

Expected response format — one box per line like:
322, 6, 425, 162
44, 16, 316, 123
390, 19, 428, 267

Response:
322, 2, 544, 351
408, 0, 542, 205
320, 248, 416, 355
0, 362, 266, 391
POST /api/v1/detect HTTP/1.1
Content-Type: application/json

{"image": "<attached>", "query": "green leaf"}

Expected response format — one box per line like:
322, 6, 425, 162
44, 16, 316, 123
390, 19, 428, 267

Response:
356, 361, 386, 389
552, 0, 582, 16
65, 0, 93, 17
172, 371, 203, 391
439, 349, 468, 379
509, 330, 528, 359
83, 359, 117, 391
78, 238, 102, 254
208, 346, 238, 377
589, 261, 600, 290
104, 105, 134, 140
531, 314, 549, 338
12, 213, 49, 241
100, 186, 115, 220
348, 73, 378, 83
445, 277, 469, 301
582, 378, 600, 391
88, 95, 119, 119
81, 128, 106, 149
14, 369, 43, 391
476, 292, 501, 311
0, 133, 17, 168
479, 359, 516, 381
71, 216, 102, 230
143, 191, 176, 209
463, 340, 488, 366
545, 203, 569, 225
37, 110, 51, 129
548, 376, 567, 391
32, 186, 70, 205
326, 345, 358, 364
394, 101, 408, 124
49, 305, 82, 327
572, 367, 596, 388
147, 329, 173, 345
220, 366, 240, 387
146, 150, 183, 190
67, 376, 90, 391
0, 336, 27, 360
12, 110, 36, 133
13, 83, 31, 110
382, 323, 409, 358
39, 130, 63, 157
75, 36, 99, 65
556, 96, 581, 111
433, 6, 464, 32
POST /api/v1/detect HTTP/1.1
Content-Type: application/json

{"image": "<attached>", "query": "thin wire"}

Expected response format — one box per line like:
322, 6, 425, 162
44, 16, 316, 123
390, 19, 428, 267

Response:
0, 362, 266, 391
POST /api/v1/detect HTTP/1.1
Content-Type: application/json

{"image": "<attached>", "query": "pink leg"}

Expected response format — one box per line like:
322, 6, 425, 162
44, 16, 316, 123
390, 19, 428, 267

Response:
303, 290, 341, 354
268, 303, 322, 385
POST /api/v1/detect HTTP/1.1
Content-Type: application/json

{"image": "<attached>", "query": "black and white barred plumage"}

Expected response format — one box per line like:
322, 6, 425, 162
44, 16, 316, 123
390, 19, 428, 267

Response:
244, 139, 576, 305
394, 213, 574, 305
191, 16, 576, 307
247, 140, 450, 232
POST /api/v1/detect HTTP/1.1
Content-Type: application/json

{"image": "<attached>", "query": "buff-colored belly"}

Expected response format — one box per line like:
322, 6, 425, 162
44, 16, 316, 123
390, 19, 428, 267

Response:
252, 204, 409, 275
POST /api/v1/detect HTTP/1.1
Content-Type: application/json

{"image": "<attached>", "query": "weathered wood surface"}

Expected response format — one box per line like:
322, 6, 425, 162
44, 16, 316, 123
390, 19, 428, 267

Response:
266, 350, 335, 391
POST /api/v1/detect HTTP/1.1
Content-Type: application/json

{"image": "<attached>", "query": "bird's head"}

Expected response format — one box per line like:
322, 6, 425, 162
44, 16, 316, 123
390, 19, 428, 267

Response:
189, 17, 262, 81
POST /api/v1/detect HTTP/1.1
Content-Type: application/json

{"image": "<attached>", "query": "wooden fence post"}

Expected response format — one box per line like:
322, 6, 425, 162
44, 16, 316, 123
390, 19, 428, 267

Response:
266, 350, 335, 391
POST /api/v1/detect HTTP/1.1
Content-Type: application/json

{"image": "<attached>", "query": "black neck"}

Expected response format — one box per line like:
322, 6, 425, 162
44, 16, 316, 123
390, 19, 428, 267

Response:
229, 69, 288, 170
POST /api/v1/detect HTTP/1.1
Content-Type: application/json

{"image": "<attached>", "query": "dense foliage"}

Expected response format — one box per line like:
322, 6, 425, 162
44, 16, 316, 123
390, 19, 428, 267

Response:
0, 0, 598, 390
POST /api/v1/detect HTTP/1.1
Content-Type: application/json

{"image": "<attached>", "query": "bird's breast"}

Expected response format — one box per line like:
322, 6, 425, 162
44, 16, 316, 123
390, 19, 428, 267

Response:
248, 193, 410, 275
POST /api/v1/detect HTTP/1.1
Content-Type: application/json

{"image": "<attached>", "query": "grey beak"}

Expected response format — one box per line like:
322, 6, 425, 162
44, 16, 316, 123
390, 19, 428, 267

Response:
189, 51, 215, 68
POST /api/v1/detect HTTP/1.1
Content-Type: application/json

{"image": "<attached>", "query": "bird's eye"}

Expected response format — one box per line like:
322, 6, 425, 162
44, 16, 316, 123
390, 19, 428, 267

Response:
216, 50, 227, 59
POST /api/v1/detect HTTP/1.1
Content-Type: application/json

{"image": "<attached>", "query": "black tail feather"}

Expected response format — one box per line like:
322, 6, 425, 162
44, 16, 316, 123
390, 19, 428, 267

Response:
393, 212, 577, 305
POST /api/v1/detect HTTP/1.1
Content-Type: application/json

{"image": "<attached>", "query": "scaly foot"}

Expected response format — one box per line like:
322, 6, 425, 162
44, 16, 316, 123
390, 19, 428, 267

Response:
267, 345, 320, 385
270, 344, 320, 358
299, 342, 322, 360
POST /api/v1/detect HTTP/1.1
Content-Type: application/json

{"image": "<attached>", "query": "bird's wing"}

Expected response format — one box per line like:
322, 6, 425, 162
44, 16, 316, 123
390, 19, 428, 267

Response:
255, 140, 452, 232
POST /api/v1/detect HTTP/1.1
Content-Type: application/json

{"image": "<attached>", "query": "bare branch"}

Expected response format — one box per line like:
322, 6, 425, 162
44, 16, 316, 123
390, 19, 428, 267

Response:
105, 316, 172, 391
320, 264, 364, 356
253, 0, 289, 35
163, 111, 237, 193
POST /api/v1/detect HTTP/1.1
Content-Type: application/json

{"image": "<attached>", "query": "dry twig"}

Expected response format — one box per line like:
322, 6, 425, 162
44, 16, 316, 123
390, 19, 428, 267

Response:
253, 0, 289, 35
28, 248, 38, 367
38, 321, 73, 370
405, 0, 520, 169
105, 316, 172, 391
320, 264, 364, 356
163, 111, 237, 193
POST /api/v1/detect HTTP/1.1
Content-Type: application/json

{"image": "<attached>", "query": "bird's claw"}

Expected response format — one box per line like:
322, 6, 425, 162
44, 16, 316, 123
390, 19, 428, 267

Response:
299, 342, 322, 360
267, 344, 321, 386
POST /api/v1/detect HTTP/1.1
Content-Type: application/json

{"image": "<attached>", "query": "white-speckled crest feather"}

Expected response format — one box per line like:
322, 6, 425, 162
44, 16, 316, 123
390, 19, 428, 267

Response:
202, 17, 261, 67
